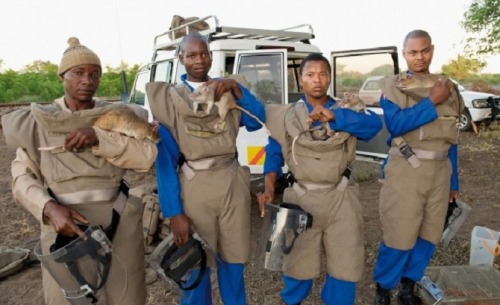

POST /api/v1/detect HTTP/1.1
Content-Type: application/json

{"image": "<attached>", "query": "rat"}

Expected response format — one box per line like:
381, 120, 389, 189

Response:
189, 83, 270, 135
38, 106, 159, 151
396, 73, 455, 98
292, 93, 366, 165
92, 107, 159, 143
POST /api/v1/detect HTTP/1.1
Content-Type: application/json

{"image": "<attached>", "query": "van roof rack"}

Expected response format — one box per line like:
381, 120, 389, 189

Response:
152, 15, 315, 54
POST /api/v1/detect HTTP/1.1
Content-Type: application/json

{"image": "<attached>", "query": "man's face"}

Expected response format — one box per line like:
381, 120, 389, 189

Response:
61, 65, 101, 102
179, 38, 212, 82
299, 60, 330, 100
403, 37, 434, 74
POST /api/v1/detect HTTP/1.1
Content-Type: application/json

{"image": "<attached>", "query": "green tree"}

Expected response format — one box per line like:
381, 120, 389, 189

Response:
441, 55, 486, 81
97, 63, 140, 99
463, 0, 500, 56
0, 60, 139, 103
16, 61, 62, 101
338, 71, 364, 88
368, 64, 395, 77
23, 60, 58, 74
0, 69, 18, 102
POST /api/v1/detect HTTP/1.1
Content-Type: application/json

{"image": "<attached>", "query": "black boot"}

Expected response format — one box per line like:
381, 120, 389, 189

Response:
397, 278, 421, 305
375, 283, 391, 305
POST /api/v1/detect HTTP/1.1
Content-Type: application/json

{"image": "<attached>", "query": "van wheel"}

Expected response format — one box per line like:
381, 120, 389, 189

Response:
457, 109, 472, 132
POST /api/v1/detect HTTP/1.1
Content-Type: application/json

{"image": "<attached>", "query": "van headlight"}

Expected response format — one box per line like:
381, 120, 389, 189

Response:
471, 99, 490, 108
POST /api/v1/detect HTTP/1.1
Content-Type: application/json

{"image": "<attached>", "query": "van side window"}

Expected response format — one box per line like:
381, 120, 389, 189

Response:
225, 56, 235, 77
333, 53, 395, 107
236, 54, 283, 105
129, 70, 150, 106
154, 61, 174, 82
287, 58, 302, 103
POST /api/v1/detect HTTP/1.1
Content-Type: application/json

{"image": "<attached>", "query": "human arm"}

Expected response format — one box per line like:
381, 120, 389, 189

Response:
257, 172, 278, 218
43, 200, 89, 239
380, 97, 438, 137
449, 144, 459, 201
205, 78, 266, 131
257, 137, 284, 217
11, 148, 88, 238
91, 127, 157, 172
263, 137, 285, 177
307, 104, 383, 141
329, 108, 383, 141
380, 79, 451, 137
155, 124, 192, 245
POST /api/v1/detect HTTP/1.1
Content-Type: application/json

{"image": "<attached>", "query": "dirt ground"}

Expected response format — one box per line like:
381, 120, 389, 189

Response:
0, 119, 499, 305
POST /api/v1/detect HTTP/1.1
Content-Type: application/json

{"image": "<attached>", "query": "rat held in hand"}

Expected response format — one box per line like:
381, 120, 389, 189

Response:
39, 107, 159, 151
292, 93, 367, 165
189, 83, 270, 135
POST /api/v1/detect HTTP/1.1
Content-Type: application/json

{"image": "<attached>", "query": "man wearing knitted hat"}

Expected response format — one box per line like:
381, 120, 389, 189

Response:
2, 37, 157, 305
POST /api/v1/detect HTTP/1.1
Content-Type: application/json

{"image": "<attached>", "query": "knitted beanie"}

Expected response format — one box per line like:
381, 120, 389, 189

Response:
57, 37, 101, 75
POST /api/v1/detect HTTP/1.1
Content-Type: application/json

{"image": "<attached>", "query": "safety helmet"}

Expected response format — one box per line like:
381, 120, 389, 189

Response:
35, 225, 114, 305
150, 232, 207, 291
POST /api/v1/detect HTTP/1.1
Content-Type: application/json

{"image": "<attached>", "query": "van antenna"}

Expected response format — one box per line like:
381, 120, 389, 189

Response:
114, 0, 128, 102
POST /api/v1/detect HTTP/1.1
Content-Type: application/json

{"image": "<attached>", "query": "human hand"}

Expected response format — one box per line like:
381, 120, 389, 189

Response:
43, 200, 89, 239
308, 105, 334, 123
449, 190, 459, 202
170, 214, 193, 246
256, 190, 275, 218
151, 120, 160, 133
205, 79, 242, 100
64, 127, 99, 151
429, 78, 451, 105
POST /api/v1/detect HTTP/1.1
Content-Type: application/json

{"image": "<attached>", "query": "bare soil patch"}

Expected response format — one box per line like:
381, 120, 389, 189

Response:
1, 120, 499, 305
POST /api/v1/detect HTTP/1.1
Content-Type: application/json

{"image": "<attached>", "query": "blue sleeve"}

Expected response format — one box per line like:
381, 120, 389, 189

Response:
328, 108, 383, 142
234, 84, 266, 131
449, 144, 459, 191
263, 137, 284, 176
381, 96, 438, 137
155, 124, 183, 218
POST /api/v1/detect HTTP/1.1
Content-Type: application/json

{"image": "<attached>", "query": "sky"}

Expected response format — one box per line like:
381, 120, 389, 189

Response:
1, 0, 499, 74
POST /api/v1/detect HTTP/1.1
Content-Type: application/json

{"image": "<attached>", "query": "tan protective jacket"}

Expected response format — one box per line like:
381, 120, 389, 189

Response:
378, 74, 464, 152
266, 100, 355, 185
2, 98, 157, 223
146, 82, 241, 161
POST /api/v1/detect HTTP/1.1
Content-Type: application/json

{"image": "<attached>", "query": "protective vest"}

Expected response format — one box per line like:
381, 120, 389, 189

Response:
265, 101, 356, 185
379, 73, 464, 152
3, 100, 126, 197
146, 82, 241, 161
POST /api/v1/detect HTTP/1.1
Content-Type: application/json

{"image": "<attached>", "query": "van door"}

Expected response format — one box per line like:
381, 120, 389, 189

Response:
330, 46, 400, 163
233, 49, 288, 174
129, 59, 185, 122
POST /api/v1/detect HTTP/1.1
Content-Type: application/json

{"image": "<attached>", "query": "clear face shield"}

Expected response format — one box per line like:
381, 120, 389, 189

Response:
441, 199, 471, 248
34, 226, 123, 305
149, 232, 208, 293
255, 202, 313, 271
